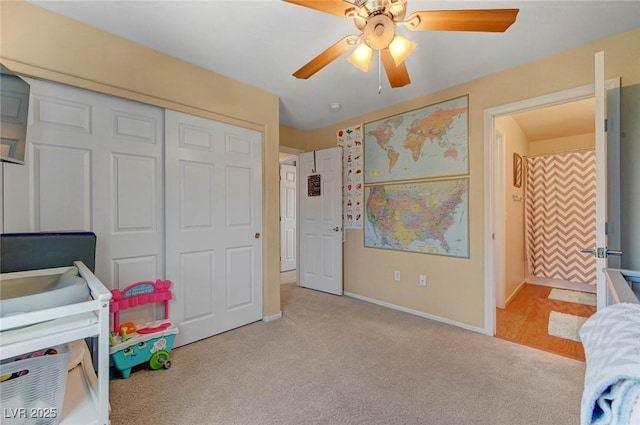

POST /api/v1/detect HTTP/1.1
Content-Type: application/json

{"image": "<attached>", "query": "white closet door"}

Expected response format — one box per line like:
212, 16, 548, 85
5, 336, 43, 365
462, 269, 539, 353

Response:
2, 79, 164, 289
165, 110, 263, 347
93, 94, 164, 290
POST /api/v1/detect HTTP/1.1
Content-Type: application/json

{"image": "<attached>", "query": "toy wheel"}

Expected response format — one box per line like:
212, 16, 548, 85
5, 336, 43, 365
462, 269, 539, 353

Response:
149, 350, 170, 370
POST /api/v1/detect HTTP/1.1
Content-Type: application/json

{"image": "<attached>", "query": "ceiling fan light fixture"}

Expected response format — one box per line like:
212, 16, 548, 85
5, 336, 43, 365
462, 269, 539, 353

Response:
347, 43, 373, 72
285, 0, 519, 88
388, 35, 416, 66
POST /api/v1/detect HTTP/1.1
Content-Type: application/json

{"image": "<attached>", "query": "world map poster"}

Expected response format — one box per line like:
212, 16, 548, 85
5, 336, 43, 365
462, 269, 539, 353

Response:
364, 179, 469, 257
364, 95, 468, 183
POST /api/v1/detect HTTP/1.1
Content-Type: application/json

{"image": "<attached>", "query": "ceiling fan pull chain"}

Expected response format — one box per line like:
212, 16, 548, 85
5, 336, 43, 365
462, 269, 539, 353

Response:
378, 51, 382, 94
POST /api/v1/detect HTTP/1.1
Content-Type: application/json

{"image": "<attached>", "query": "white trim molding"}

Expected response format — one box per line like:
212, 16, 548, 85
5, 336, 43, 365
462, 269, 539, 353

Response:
344, 292, 485, 334
262, 311, 283, 322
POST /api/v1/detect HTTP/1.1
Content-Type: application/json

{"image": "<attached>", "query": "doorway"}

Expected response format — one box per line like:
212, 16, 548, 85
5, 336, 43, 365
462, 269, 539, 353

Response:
279, 147, 302, 287
501, 98, 597, 296
484, 77, 621, 336
278, 146, 345, 296
492, 98, 599, 359
487, 88, 598, 315
494, 96, 596, 361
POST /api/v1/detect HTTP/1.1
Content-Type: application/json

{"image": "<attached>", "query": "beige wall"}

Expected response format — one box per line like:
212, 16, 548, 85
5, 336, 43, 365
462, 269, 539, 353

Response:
0, 1, 281, 317
529, 133, 595, 156
495, 116, 528, 305
280, 125, 309, 152
307, 28, 640, 329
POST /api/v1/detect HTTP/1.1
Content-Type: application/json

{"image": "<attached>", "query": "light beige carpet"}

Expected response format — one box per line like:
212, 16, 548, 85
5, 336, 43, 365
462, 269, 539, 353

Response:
548, 311, 589, 342
548, 288, 597, 306
110, 283, 585, 425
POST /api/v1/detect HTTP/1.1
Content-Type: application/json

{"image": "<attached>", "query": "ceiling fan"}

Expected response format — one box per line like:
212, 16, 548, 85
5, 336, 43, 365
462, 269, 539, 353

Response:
284, 0, 519, 88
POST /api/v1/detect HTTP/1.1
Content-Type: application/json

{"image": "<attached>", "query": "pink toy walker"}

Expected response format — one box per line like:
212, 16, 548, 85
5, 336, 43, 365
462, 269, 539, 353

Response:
109, 280, 179, 379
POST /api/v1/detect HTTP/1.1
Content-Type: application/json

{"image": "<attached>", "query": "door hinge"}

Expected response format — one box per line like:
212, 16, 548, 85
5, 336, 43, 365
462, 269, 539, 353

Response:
604, 118, 608, 132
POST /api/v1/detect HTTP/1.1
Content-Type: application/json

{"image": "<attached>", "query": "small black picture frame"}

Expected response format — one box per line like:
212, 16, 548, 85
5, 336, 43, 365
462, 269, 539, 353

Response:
307, 174, 321, 196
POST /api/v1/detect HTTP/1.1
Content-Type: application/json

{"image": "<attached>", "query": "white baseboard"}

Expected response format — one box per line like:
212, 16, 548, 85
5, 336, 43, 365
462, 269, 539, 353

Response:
262, 311, 282, 322
527, 276, 596, 294
344, 291, 485, 334
504, 280, 527, 307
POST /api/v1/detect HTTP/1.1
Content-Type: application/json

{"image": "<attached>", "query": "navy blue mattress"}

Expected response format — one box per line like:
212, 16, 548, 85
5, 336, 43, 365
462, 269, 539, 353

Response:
0, 232, 97, 273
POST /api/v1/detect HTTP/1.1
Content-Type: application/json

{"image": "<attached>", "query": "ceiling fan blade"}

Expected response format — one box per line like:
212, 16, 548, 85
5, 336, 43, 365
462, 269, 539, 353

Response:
406, 9, 519, 32
293, 35, 359, 79
282, 0, 351, 18
380, 49, 410, 88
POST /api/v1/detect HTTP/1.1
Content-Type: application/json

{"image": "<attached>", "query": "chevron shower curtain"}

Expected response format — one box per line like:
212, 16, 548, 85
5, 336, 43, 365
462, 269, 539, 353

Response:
525, 150, 597, 285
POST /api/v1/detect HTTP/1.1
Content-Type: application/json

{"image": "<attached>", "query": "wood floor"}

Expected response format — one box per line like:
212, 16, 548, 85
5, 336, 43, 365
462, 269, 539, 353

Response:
496, 284, 596, 361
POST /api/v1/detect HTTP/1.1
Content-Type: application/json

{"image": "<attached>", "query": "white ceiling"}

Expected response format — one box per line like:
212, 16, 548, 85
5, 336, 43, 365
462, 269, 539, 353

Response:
28, 1, 640, 131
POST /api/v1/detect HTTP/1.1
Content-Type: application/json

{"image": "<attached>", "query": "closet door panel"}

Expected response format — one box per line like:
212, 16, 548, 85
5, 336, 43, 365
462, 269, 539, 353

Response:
225, 245, 254, 310
113, 154, 157, 232
165, 110, 263, 347
180, 250, 216, 321
31, 95, 92, 134
3, 79, 164, 291
90, 91, 163, 287
113, 255, 158, 287
3, 87, 94, 232
180, 161, 215, 229
32, 144, 91, 231
112, 110, 157, 144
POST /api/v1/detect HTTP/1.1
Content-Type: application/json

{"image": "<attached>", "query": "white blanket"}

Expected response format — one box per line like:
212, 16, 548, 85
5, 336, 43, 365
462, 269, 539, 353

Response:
580, 303, 640, 425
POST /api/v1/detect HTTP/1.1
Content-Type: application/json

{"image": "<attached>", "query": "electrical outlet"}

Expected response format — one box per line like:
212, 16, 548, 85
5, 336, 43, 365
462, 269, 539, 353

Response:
394, 270, 401, 281
419, 275, 427, 286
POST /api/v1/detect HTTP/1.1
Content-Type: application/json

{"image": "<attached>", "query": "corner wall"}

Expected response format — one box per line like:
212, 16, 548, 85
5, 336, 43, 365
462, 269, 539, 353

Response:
307, 28, 640, 329
280, 125, 310, 152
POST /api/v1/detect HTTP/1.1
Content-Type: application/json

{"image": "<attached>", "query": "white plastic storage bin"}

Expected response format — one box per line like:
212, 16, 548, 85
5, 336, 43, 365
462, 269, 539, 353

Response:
0, 344, 69, 425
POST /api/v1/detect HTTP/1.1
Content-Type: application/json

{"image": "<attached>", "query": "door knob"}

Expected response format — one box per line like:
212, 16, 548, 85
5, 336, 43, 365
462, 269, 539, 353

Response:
580, 247, 623, 258
329, 226, 340, 232
255, 233, 261, 239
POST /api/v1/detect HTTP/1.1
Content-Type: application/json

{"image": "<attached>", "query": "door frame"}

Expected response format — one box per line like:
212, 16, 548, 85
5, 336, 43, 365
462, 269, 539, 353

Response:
483, 80, 619, 335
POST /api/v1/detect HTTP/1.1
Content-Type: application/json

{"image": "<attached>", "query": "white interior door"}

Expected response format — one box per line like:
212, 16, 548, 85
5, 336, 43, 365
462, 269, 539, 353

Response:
298, 147, 343, 295
280, 163, 297, 272
594, 51, 622, 310
165, 110, 263, 347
